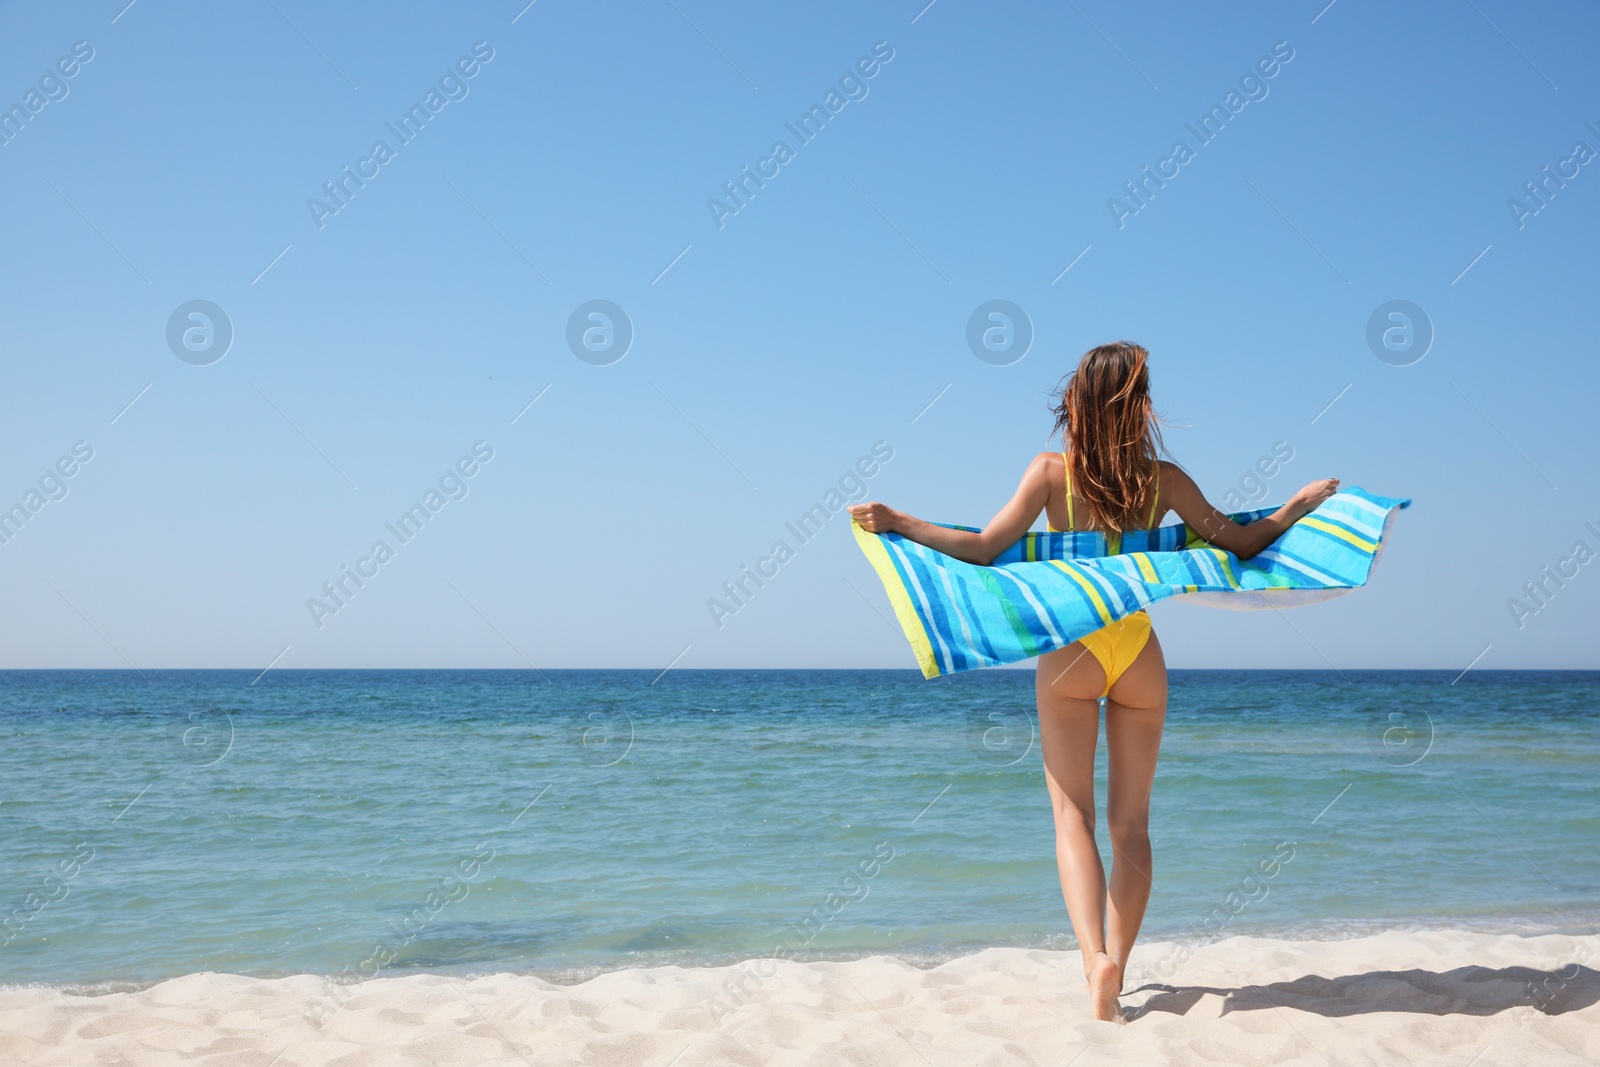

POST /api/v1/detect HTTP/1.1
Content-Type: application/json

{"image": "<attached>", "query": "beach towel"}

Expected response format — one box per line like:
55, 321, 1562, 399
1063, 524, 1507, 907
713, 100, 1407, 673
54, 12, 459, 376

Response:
851, 488, 1409, 678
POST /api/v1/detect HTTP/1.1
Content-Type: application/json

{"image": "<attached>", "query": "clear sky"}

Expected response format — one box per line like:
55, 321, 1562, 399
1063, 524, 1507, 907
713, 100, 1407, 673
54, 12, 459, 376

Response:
1, 0, 1595, 672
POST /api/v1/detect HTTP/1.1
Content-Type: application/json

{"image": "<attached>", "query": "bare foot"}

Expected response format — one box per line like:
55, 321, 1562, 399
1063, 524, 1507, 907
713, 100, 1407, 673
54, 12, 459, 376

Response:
1088, 952, 1125, 1023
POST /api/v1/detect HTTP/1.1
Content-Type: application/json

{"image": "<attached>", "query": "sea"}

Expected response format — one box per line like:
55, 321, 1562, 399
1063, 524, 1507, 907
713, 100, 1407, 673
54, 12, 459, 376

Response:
1, 669, 1594, 992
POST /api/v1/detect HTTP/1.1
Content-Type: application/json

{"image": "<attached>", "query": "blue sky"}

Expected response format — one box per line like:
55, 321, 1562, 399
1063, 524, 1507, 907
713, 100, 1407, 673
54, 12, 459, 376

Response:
0, 0, 1595, 671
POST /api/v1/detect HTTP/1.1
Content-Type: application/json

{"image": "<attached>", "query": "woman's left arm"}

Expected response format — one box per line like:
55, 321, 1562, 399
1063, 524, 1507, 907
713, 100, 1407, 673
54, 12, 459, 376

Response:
847, 453, 1054, 566
1162, 464, 1339, 560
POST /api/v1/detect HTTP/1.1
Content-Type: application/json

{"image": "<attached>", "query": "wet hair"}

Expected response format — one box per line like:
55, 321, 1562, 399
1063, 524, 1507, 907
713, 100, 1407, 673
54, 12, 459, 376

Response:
1050, 341, 1165, 532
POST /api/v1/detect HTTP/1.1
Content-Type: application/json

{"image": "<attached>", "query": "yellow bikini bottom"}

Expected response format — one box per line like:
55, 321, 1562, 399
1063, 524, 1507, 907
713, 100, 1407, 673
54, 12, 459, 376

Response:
1077, 611, 1152, 697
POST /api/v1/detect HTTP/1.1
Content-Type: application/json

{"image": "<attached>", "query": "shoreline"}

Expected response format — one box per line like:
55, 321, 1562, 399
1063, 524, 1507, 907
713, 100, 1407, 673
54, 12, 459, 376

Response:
10, 912, 1598, 996
2, 929, 1595, 1065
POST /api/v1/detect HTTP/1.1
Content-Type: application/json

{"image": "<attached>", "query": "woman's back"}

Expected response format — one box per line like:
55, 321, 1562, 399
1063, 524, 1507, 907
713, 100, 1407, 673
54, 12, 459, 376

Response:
1042, 451, 1165, 534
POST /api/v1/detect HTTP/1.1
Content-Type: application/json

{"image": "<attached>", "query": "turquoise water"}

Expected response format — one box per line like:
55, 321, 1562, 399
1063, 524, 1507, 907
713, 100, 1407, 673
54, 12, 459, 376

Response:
0, 669, 1595, 990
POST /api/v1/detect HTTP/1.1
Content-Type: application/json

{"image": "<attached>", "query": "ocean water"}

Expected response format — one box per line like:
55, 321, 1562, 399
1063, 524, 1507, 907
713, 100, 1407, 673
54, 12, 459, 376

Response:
0, 669, 1595, 990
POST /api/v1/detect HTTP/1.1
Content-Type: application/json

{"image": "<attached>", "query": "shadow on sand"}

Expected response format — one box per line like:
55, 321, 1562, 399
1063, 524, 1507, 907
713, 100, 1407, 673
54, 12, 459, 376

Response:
1124, 964, 1600, 1021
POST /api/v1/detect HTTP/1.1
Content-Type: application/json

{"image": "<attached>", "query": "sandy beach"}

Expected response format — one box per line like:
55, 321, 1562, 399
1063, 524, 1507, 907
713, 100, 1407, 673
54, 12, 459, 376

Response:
2, 929, 1594, 1065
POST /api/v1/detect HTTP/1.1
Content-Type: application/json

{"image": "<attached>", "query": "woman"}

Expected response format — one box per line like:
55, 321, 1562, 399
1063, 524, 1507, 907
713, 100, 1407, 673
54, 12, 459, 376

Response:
848, 342, 1339, 1022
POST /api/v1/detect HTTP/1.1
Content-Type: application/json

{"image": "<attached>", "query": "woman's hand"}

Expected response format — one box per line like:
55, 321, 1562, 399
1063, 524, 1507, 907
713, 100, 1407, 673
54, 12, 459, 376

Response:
1289, 478, 1341, 515
848, 501, 900, 534
847, 452, 1055, 565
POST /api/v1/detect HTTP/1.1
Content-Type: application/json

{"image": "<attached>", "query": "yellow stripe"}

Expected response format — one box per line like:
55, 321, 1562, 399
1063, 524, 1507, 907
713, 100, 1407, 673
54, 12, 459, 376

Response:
1210, 549, 1241, 589
851, 520, 940, 678
1133, 552, 1159, 582
1026, 534, 1036, 562
1050, 560, 1113, 626
1300, 516, 1377, 552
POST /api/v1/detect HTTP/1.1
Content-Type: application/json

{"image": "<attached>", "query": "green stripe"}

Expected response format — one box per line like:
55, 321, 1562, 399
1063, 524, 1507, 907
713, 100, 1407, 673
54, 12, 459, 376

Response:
974, 568, 1042, 659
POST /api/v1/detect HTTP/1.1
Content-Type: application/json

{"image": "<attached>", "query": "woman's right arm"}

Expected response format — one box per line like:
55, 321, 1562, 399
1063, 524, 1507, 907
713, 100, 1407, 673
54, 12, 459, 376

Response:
847, 452, 1056, 566
1161, 463, 1340, 560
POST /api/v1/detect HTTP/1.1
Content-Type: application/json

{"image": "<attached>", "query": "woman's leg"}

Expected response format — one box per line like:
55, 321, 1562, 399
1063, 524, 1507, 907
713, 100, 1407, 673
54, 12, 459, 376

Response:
1035, 642, 1124, 1020
1103, 631, 1168, 979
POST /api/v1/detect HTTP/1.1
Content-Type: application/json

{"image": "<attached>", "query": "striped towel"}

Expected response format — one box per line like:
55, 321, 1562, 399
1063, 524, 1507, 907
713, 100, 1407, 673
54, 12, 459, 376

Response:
851, 488, 1409, 678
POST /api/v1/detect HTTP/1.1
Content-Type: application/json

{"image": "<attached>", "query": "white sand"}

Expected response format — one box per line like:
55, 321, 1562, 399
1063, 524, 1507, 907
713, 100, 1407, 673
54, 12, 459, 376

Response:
2, 930, 1596, 1065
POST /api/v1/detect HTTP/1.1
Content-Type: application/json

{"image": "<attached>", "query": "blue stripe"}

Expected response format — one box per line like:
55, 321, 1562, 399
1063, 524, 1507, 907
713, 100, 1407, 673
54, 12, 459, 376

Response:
853, 490, 1407, 679
883, 538, 955, 675
900, 549, 972, 673
955, 568, 1005, 665
998, 565, 1077, 651
1272, 544, 1358, 585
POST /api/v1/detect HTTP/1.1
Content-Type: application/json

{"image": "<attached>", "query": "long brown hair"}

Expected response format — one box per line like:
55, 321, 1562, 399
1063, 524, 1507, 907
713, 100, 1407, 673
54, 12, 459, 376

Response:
1051, 341, 1165, 532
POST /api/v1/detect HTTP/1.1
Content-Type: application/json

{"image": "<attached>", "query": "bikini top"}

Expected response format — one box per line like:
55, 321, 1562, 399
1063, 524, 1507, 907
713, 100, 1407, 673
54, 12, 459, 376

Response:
1047, 452, 1160, 555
